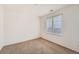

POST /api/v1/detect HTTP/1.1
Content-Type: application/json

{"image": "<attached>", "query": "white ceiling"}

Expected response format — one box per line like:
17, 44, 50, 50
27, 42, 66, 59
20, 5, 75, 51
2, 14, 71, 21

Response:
30, 4, 67, 16
4, 4, 68, 16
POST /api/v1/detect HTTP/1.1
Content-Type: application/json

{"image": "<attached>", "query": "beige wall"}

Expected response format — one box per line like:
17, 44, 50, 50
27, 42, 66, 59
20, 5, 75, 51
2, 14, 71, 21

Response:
0, 5, 4, 49
40, 5, 79, 52
4, 5, 40, 46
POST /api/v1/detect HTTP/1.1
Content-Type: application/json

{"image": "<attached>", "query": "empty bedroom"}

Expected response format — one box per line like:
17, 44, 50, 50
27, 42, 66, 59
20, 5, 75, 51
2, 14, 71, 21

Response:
0, 4, 79, 54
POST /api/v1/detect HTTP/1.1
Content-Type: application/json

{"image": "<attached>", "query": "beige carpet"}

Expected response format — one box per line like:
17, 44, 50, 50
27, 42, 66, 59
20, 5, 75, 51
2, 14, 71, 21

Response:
0, 38, 78, 54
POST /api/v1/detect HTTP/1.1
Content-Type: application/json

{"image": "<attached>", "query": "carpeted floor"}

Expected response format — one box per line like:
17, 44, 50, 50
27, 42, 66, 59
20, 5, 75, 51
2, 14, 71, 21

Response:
0, 38, 78, 54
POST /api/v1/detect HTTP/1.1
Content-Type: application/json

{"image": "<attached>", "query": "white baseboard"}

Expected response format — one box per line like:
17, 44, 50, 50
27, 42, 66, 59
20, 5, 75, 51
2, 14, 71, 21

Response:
3, 36, 40, 47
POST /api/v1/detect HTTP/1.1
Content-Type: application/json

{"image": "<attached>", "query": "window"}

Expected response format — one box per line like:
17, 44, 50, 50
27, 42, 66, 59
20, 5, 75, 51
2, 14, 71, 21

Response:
47, 14, 63, 35
47, 16, 53, 32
